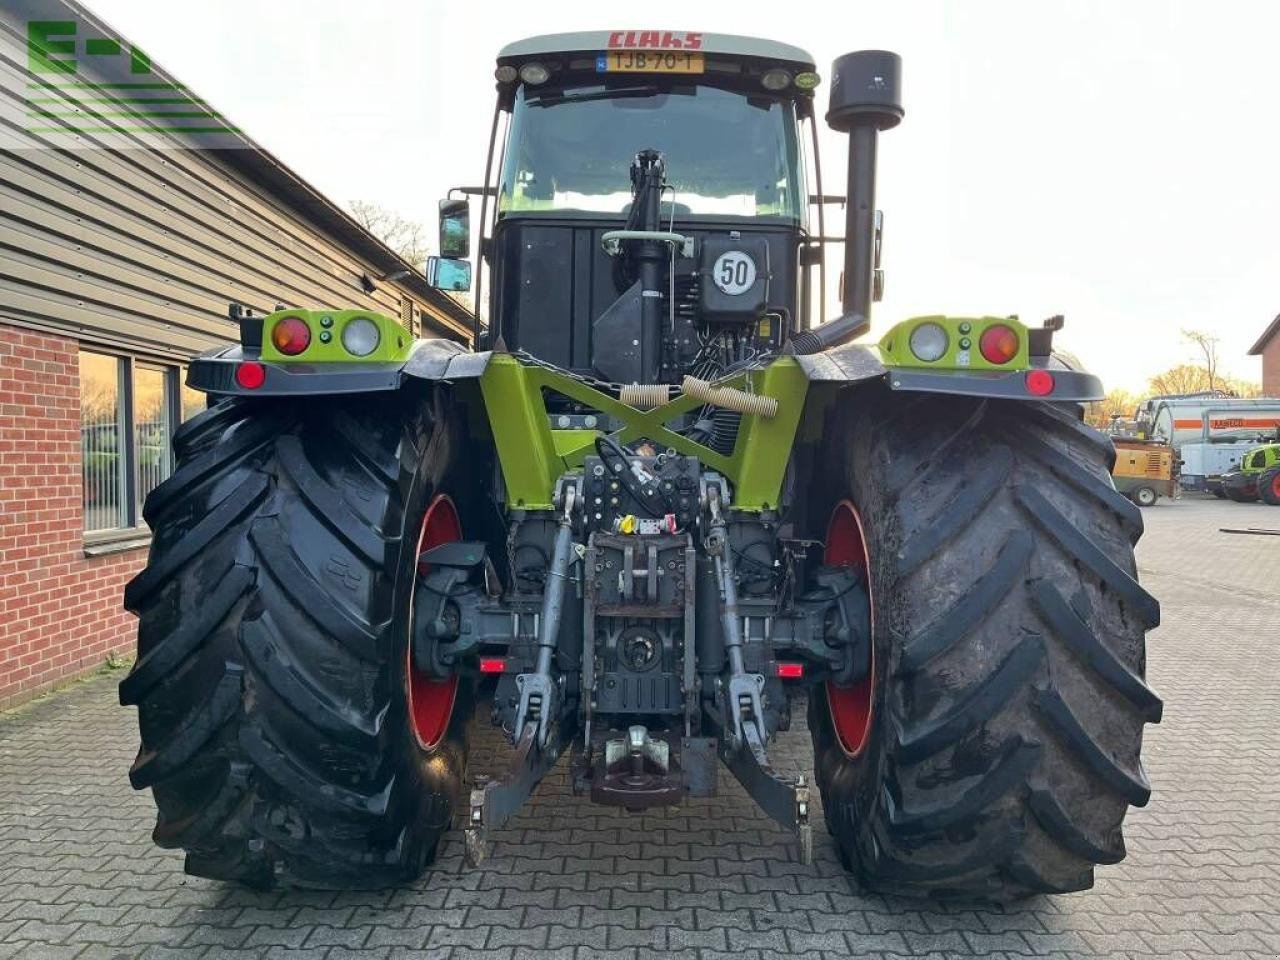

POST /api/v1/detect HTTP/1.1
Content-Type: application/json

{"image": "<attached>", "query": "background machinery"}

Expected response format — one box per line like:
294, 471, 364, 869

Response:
1110, 438, 1177, 507
1219, 442, 1280, 504
1117, 393, 1280, 494
121, 31, 1161, 900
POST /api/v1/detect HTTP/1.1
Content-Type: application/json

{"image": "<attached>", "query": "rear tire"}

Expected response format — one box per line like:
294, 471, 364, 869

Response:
809, 391, 1161, 900
1258, 467, 1280, 506
1223, 476, 1256, 502
1131, 486, 1158, 507
121, 388, 471, 888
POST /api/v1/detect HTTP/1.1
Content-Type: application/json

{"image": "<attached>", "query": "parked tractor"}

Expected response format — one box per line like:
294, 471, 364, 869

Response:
121, 32, 1161, 900
1220, 442, 1280, 503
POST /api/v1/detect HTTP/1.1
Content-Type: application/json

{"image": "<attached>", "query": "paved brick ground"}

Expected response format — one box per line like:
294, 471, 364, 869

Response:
1, 496, 1278, 959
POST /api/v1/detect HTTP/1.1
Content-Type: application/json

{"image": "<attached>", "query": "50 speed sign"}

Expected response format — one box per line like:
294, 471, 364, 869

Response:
711, 251, 757, 295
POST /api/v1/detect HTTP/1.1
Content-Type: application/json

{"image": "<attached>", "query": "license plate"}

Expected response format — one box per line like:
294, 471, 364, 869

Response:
597, 51, 705, 74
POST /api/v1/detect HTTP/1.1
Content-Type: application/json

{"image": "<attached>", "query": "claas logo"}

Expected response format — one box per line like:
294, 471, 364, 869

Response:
607, 31, 703, 50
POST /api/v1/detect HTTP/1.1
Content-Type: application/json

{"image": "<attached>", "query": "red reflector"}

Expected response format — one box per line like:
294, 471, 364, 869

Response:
235, 361, 266, 389
979, 324, 1019, 364
271, 316, 311, 355
479, 658, 506, 675
1025, 369, 1055, 396
776, 662, 804, 679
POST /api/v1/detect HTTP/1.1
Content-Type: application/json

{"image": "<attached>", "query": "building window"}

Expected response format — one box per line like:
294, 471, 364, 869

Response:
133, 364, 174, 519
80, 352, 127, 533
80, 350, 198, 537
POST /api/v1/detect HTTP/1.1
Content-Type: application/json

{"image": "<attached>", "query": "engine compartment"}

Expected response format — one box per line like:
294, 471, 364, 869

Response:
488, 163, 802, 389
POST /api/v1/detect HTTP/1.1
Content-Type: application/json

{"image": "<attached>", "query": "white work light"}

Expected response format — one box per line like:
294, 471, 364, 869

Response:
341, 316, 381, 357
518, 62, 550, 85
761, 69, 792, 91
908, 322, 948, 362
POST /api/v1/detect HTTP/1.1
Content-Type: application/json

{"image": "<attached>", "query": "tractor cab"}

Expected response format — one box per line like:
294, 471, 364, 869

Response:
433, 32, 839, 386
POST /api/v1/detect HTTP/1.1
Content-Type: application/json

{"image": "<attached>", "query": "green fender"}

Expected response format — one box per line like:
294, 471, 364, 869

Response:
188, 309, 1103, 513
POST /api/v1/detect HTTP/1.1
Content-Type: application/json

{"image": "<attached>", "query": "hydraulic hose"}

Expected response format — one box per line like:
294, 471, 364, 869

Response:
784, 310, 870, 356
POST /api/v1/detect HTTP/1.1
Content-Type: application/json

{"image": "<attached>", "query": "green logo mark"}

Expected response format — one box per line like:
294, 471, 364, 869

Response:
24, 16, 238, 137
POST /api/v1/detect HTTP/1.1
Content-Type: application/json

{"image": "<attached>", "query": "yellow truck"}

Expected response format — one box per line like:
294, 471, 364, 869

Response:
1112, 439, 1178, 506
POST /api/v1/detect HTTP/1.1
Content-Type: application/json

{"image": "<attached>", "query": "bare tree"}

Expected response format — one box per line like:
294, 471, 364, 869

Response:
1145, 363, 1260, 399
348, 200, 430, 270
1084, 388, 1137, 429
1147, 363, 1213, 397
1181, 329, 1221, 393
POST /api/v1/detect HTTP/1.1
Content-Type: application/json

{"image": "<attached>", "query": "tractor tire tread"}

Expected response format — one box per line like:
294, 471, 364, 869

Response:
810, 393, 1160, 900
1259, 466, 1280, 506
123, 391, 467, 889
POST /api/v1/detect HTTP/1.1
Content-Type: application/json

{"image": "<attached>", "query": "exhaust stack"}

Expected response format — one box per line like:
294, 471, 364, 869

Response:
830, 50, 903, 320
790, 51, 903, 355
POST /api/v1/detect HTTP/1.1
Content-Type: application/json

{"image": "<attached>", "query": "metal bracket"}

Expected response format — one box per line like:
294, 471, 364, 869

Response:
703, 478, 768, 749
512, 479, 578, 744
720, 720, 812, 865
512, 673, 554, 746
727, 672, 768, 748
465, 722, 570, 866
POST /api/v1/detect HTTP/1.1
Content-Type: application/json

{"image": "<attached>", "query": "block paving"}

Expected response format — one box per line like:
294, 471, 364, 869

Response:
1, 496, 1277, 958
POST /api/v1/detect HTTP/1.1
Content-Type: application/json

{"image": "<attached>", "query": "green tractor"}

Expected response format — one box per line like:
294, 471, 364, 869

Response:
1221, 442, 1280, 504
121, 32, 1161, 899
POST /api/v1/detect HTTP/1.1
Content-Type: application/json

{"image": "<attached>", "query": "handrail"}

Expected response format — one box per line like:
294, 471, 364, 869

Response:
600, 230, 694, 257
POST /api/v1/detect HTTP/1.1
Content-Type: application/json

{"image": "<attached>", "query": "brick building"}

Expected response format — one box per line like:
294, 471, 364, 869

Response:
1249, 314, 1280, 398
0, 2, 473, 707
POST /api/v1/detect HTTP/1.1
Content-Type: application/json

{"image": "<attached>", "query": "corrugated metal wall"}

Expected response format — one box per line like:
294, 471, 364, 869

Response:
0, 6, 471, 360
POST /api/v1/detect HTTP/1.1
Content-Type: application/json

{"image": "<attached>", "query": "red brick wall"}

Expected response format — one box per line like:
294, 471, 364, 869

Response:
1262, 336, 1280, 398
0, 323, 142, 709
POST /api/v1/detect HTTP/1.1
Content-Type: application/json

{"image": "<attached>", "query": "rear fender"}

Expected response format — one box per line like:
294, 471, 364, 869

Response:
186, 308, 488, 398
796, 316, 1104, 402
187, 340, 490, 396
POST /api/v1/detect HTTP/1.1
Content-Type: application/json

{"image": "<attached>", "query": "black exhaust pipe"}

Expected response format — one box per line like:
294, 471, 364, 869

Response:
789, 50, 903, 356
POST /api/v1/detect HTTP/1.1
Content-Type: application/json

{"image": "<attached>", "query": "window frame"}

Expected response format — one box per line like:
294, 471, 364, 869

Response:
497, 82, 807, 223
80, 345, 187, 552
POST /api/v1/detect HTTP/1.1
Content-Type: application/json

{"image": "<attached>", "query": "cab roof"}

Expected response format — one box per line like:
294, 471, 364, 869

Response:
498, 31, 815, 69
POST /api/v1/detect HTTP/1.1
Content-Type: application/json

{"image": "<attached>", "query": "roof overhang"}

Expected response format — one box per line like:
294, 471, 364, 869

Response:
498, 31, 815, 70
1248, 314, 1280, 355
28, 0, 474, 342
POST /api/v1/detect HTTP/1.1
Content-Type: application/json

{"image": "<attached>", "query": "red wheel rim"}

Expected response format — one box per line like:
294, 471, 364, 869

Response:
1273, 474, 1280, 499
407, 494, 461, 750
824, 500, 875, 758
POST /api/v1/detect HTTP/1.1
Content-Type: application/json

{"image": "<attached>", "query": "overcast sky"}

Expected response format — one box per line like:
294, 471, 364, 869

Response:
90, 0, 1279, 393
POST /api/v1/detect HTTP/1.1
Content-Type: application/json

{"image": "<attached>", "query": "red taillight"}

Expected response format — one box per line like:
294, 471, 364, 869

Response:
1025, 369, 1055, 396
979, 324, 1019, 365
775, 662, 804, 679
271, 316, 311, 355
235, 361, 266, 389
479, 658, 506, 675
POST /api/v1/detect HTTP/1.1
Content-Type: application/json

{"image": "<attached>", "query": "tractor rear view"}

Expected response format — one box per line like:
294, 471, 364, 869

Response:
121, 31, 1161, 900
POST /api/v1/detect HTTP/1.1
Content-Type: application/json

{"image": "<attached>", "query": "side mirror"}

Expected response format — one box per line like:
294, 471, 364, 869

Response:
426, 256, 472, 292
439, 198, 470, 259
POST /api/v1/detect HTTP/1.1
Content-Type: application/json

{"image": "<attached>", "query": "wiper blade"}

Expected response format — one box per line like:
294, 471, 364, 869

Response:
529, 86, 661, 107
